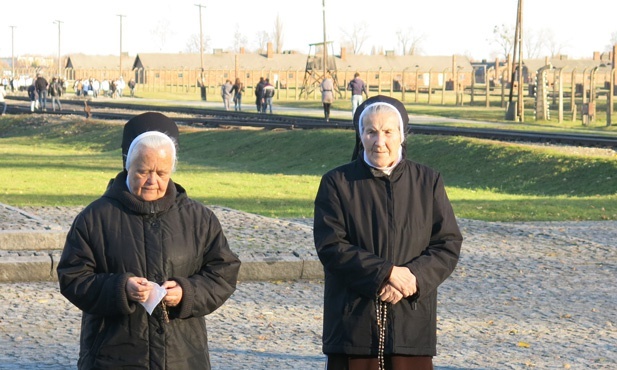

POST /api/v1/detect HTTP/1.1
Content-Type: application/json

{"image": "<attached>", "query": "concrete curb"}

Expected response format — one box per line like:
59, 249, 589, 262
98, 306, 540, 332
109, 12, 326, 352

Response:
0, 230, 66, 250
0, 256, 59, 282
238, 257, 324, 281
0, 254, 324, 283
0, 231, 324, 283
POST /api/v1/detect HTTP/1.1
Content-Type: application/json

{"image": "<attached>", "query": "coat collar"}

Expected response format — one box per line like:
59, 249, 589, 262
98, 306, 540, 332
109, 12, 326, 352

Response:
356, 156, 406, 180
104, 171, 180, 215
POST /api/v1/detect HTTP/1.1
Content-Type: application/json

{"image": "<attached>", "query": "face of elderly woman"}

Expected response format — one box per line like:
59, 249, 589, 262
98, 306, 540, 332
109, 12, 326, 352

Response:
127, 144, 174, 201
360, 110, 403, 168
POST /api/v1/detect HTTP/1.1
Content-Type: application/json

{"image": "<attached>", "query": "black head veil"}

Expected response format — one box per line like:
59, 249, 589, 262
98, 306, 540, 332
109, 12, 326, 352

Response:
351, 95, 410, 161
121, 112, 179, 169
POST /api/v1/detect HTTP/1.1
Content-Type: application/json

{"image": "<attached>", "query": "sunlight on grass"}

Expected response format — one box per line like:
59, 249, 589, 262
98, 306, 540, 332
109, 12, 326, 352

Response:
447, 187, 617, 221
1, 116, 616, 221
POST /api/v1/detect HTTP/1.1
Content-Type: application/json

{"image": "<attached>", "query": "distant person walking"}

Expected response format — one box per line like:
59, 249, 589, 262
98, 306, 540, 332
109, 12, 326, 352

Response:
81, 79, 91, 97
262, 78, 275, 114
230, 78, 245, 111
27, 81, 38, 112
221, 79, 233, 111
0, 85, 7, 115
49, 77, 63, 111
35, 74, 49, 111
110, 80, 118, 98
101, 79, 110, 97
116, 77, 125, 97
255, 77, 265, 113
91, 79, 100, 98
347, 72, 368, 117
128, 79, 136, 97
320, 73, 335, 122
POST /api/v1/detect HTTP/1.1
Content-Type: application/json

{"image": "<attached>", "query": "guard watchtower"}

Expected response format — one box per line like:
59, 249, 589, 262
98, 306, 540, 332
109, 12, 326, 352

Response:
299, 41, 342, 98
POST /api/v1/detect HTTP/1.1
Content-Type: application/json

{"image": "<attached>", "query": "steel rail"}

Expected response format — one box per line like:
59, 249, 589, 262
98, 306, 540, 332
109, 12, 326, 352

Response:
5, 97, 617, 149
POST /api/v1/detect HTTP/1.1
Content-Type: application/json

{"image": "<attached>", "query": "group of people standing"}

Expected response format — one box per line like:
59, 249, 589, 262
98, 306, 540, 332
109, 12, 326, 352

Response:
221, 78, 246, 111
24, 73, 65, 112
320, 71, 369, 122
2, 74, 136, 115
74, 77, 134, 99
221, 72, 368, 120
254, 77, 276, 113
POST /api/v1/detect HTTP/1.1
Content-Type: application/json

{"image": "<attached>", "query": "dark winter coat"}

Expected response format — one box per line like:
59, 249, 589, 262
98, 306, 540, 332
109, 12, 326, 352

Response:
231, 82, 244, 98
57, 171, 241, 370
255, 80, 265, 103
27, 84, 38, 101
263, 83, 275, 98
347, 77, 368, 96
313, 157, 462, 356
49, 81, 62, 97
35, 76, 48, 93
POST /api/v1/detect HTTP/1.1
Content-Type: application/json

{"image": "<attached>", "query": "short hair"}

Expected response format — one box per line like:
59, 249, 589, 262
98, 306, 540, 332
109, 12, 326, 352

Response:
354, 72, 360, 77
126, 132, 178, 172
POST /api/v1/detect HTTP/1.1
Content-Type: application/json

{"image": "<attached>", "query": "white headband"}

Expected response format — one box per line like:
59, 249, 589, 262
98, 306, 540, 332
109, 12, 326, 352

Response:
125, 131, 177, 171
358, 102, 406, 142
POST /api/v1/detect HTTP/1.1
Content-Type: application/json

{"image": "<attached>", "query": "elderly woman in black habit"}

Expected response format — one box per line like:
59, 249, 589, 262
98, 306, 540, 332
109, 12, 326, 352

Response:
57, 112, 241, 370
313, 96, 463, 370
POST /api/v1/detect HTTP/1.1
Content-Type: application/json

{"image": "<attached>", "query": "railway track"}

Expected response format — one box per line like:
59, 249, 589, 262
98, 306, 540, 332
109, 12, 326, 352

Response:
6, 96, 617, 149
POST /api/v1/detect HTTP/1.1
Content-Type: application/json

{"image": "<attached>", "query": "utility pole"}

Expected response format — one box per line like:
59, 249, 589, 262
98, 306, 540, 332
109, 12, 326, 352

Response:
506, 0, 524, 121
54, 20, 63, 78
322, 0, 327, 78
609, 44, 616, 127
9, 26, 16, 79
196, 4, 206, 100
516, 0, 524, 122
117, 15, 126, 80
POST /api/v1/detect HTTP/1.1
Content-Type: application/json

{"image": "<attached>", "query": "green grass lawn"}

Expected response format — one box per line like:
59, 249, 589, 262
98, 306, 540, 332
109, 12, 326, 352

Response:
1, 115, 615, 221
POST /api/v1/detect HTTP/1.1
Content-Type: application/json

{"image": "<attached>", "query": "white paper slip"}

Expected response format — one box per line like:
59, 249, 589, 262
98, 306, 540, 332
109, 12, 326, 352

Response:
139, 282, 168, 315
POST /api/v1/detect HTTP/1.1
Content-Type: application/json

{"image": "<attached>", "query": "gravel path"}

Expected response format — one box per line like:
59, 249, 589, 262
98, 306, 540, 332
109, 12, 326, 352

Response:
0, 204, 316, 261
0, 205, 616, 369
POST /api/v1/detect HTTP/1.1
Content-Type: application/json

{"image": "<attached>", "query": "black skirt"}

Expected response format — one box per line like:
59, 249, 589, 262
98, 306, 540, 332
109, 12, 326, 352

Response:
326, 354, 433, 370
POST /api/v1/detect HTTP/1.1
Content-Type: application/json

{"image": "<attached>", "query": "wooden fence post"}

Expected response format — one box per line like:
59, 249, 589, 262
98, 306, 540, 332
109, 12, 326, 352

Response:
485, 66, 490, 107
414, 70, 419, 103
470, 66, 476, 105
558, 68, 564, 123
441, 68, 447, 105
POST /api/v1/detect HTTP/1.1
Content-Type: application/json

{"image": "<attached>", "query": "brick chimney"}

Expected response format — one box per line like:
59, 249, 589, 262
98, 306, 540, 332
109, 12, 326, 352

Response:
240, 47, 246, 55
593, 51, 601, 61
267, 42, 274, 59
340, 47, 347, 62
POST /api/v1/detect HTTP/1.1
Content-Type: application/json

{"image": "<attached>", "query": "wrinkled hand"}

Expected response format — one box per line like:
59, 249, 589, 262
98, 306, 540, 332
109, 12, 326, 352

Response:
126, 277, 154, 303
388, 266, 418, 298
379, 284, 404, 304
162, 280, 183, 307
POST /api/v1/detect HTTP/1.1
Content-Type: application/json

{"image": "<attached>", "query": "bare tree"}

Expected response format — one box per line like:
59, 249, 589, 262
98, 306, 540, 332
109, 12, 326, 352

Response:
255, 30, 270, 54
151, 19, 176, 52
272, 14, 284, 53
605, 31, 617, 52
396, 27, 425, 55
490, 24, 514, 60
232, 25, 248, 52
341, 22, 370, 55
524, 27, 544, 59
184, 34, 210, 54
542, 29, 565, 57
370, 45, 384, 56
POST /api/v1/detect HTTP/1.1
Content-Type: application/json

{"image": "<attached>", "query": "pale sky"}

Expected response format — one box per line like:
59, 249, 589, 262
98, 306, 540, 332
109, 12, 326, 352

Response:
2, 0, 616, 62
